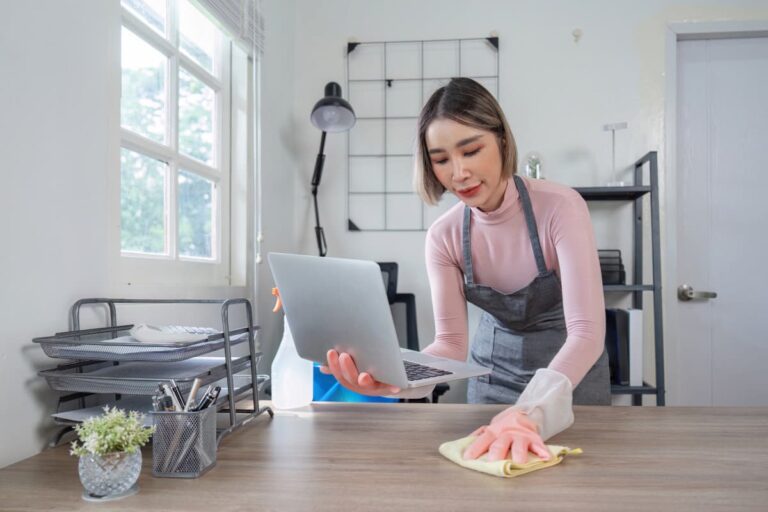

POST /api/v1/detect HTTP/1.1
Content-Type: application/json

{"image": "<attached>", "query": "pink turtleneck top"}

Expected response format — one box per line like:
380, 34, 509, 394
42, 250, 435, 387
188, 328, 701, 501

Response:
421, 176, 605, 388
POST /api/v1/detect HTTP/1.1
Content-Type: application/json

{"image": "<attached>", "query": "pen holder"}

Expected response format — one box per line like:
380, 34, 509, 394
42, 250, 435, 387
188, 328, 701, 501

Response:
151, 406, 217, 478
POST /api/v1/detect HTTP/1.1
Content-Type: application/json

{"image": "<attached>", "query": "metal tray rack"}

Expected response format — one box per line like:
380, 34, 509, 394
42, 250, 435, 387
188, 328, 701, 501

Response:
38, 298, 273, 447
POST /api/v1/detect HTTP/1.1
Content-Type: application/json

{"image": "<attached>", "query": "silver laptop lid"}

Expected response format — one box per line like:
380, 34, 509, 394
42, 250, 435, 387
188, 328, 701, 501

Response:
268, 253, 409, 388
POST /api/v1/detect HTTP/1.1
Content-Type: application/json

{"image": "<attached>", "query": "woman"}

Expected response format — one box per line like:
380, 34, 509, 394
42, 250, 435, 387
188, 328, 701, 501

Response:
321, 77, 609, 465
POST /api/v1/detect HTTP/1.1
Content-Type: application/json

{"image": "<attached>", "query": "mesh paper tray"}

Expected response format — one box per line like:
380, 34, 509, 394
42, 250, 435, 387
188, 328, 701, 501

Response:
50, 373, 269, 426
40, 356, 257, 395
33, 327, 255, 362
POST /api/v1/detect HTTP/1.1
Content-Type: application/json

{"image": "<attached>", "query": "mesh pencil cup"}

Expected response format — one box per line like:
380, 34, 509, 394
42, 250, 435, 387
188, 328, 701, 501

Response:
151, 406, 217, 478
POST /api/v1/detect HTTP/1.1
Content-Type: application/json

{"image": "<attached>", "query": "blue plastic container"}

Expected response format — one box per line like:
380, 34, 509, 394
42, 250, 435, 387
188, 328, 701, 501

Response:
312, 364, 398, 403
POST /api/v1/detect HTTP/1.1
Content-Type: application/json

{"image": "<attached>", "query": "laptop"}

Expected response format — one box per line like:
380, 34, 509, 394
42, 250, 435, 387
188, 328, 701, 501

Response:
268, 252, 490, 390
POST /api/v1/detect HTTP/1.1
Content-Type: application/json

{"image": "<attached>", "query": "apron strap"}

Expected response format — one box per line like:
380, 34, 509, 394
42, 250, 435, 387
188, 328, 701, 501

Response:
513, 175, 548, 276
462, 206, 475, 285
462, 176, 548, 283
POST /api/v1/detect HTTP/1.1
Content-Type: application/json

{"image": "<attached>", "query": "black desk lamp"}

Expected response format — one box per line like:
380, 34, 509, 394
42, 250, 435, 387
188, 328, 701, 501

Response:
310, 82, 356, 256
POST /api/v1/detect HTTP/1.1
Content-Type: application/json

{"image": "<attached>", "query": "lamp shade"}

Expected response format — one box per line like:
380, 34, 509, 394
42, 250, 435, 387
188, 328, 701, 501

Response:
310, 82, 356, 132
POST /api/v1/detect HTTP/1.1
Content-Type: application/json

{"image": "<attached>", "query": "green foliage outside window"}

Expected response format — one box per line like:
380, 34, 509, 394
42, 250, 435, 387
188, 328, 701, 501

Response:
121, 148, 166, 254
121, 64, 215, 257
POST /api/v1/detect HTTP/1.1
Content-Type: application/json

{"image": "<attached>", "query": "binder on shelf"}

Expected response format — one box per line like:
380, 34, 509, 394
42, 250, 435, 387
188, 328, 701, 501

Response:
627, 309, 644, 387
605, 309, 629, 385
605, 308, 643, 387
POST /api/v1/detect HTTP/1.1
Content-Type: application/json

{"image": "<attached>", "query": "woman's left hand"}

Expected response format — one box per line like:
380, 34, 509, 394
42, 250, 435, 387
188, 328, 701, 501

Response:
462, 407, 551, 464
319, 349, 401, 396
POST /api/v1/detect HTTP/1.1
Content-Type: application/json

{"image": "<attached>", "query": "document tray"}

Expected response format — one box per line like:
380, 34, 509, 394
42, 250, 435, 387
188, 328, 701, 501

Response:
40, 356, 255, 395
33, 327, 253, 362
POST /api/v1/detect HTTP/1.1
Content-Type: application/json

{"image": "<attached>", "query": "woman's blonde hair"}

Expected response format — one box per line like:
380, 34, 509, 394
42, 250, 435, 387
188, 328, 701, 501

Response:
414, 77, 517, 205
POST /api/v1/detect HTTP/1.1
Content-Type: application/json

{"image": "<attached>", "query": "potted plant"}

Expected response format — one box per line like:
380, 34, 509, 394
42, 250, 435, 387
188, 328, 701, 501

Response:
70, 406, 154, 500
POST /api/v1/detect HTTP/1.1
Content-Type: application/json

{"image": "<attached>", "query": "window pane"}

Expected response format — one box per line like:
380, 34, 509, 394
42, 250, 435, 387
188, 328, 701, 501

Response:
178, 170, 214, 258
179, 0, 217, 73
121, 0, 166, 36
121, 28, 167, 143
179, 68, 215, 164
121, 148, 167, 254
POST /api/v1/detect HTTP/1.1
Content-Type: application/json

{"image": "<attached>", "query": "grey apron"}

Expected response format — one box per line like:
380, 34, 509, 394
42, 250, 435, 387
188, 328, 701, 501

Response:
465, 175, 611, 405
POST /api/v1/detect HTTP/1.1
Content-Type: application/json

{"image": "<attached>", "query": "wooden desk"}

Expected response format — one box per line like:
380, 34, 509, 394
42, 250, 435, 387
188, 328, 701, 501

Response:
1, 404, 767, 511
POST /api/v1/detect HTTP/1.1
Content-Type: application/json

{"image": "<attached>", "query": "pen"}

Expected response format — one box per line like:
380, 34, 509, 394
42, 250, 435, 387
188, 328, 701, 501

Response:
192, 385, 213, 411
194, 385, 221, 411
184, 378, 202, 412
162, 383, 182, 411
169, 379, 186, 408
208, 386, 221, 407
205, 386, 221, 409
193, 392, 211, 411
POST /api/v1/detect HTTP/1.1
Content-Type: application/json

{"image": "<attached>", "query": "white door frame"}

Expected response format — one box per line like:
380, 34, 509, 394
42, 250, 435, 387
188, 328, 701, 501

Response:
663, 20, 768, 405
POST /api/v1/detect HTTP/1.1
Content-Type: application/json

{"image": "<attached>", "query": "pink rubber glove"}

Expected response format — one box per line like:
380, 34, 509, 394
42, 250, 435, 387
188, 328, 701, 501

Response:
463, 408, 551, 464
319, 350, 401, 396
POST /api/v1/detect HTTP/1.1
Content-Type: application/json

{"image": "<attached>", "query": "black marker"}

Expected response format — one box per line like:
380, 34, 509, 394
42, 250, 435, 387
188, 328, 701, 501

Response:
169, 379, 186, 407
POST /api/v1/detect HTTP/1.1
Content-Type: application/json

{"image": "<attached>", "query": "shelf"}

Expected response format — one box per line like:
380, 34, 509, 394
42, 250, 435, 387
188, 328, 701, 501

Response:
603, 284, 655, 292
349, 154, 412, 158
574, 186, 651, 201
611, 382, 658, 395
355, 116, 418, 121
349, 191, 416, 196
589, 151, 665, 406
348, 75, 498, 83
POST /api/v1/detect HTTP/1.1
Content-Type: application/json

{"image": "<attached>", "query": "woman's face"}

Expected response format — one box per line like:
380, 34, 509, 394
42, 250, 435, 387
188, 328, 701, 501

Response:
425, 118, 507, 212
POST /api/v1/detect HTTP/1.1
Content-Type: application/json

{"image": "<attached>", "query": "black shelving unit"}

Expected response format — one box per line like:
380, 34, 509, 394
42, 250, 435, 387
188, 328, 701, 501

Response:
574, 151, 665, 406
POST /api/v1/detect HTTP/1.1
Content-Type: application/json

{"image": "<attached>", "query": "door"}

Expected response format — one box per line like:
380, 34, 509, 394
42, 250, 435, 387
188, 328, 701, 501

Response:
674, 36, 768, 405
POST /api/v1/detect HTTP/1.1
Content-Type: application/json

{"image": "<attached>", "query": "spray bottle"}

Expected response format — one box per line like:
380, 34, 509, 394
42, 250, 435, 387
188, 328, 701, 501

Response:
270, 288, 313, 409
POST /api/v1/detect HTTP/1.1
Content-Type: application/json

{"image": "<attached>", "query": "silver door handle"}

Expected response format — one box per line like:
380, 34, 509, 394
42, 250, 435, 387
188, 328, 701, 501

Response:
677, 284, 718, 301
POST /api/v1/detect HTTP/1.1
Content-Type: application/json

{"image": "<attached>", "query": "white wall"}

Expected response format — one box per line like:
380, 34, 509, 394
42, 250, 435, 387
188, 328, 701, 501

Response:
0, 0, 268, 468
284, 0, 768, 403
0, 0, 115, 467
254, 0, 300, 383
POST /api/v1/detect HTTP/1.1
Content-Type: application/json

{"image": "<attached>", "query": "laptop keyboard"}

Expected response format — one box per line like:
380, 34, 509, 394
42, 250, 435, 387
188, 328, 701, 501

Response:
403, 360, 453, 381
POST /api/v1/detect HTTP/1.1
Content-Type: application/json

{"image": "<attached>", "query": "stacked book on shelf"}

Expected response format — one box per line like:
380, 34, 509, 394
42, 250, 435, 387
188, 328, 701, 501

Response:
599, 249, 626, 285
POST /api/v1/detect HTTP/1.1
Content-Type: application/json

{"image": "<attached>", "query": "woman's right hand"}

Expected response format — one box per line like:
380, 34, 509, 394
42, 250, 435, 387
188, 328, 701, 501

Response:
319, 349, 401, 396
463, 408, 550, 464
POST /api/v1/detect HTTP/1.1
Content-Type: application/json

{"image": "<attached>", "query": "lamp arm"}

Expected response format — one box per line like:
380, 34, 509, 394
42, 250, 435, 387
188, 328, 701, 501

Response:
311, 131, 327, 188
312, 191, 327, 257
311, 131, 328, 257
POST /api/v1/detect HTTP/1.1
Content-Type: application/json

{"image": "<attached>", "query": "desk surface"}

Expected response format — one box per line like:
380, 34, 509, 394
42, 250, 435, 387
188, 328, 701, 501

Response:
1, 404, 767, 511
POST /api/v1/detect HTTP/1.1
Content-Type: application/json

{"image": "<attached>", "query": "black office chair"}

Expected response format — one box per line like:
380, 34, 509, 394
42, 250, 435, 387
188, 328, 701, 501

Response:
377, 262, 450, 404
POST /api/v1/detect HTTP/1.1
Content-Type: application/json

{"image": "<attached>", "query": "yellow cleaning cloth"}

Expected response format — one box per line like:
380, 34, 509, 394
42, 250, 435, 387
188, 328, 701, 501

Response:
438, 435, 582, 478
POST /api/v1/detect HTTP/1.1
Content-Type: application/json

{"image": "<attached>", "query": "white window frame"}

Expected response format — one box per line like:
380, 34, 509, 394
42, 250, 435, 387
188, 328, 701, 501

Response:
117, 1, 233, 287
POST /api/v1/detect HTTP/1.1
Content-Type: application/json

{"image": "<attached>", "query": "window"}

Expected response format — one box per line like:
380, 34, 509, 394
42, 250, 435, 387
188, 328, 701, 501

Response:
120, 0, 230, 269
